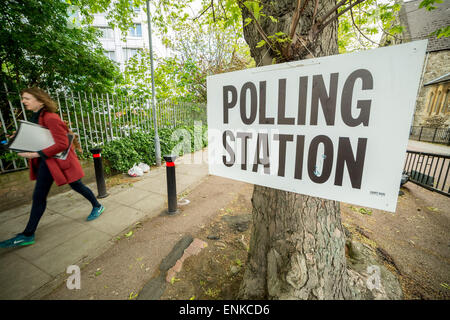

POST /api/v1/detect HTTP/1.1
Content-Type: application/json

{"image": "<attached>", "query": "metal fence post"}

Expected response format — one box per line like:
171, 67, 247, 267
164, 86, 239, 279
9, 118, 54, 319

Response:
432, 128, 437, 143
106, 93, 114, 141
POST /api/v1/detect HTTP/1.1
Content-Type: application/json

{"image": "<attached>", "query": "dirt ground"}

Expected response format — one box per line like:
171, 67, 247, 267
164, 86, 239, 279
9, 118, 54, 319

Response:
161, 182, 450, 300
160, 184, 253, 300
45, 173, 449, 300
341, 182, 450, 300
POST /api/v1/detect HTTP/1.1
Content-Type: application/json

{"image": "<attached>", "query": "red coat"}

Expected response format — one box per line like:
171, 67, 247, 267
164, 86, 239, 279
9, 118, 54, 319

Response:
29, 110, 84, 186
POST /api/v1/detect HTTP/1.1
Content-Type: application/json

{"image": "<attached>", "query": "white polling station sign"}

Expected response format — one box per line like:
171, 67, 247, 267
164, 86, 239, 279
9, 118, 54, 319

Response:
207, 40, 427, 212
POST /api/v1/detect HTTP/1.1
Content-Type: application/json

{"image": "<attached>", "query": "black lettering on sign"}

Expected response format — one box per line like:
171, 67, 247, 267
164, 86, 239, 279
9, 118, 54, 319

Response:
334, 137, 368, 189
294, 135, 305, 180
310, 73, 339, 126
252, 133, 270, 174
259, 81, 274, 124
236, 132, 252, 170
277, 79, 295, 125
240, 82, 257, 125
307, 135, 334, 184
222, 130, 235, 167
341, 69, 373, 127
297, 76, 308, 125
223, 85, 237, 124
274, 134, 294, 177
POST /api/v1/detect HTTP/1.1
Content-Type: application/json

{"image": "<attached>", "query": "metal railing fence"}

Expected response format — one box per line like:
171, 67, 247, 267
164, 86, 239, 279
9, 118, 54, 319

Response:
0, 85, 206, 173
409, 126, 450, 145
403, 150, 450, 197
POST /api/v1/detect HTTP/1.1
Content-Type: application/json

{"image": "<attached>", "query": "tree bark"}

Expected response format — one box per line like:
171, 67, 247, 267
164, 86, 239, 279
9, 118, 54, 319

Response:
238, 0, 355, 300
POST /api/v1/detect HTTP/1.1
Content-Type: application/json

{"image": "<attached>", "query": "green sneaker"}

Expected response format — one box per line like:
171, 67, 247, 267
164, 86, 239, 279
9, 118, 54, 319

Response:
86, 205, 105, 221
0, 233, 35, 248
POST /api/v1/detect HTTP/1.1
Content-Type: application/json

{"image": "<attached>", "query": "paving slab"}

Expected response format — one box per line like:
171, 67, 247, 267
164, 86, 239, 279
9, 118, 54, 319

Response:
84, 202, 141, 236
14, 215, 90, 261
125, 192, 165, 214
0, 204, 32, 223
32, 228, 111, 277
134, 175, 167, 195
0, 209, 60, 244
0, 252, 52, 300
110, 187, 156, 207
0, 148, 210, 299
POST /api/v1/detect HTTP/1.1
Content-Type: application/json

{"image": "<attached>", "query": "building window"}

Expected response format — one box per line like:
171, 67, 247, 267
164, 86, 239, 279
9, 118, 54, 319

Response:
123, 48, 141, 61
441, 89, 449, 114
98, 27, 114, 39
427, 91, 435, 114
128, 24, 142, 37
433, 90, 442, 114
105, 51, 116, 62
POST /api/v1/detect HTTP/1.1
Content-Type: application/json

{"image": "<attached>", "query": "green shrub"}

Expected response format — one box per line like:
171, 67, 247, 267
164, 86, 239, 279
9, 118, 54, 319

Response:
100, 124, 208, 174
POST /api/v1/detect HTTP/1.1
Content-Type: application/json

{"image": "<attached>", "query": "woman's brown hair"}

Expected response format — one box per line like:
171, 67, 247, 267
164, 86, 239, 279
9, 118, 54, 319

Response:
20, 87, 82, 153
20, 87, 58, 113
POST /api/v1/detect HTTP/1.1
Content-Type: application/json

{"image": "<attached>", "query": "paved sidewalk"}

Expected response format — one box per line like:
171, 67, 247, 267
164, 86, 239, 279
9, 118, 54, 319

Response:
0, 149, 209, 300
407, 140, 450, 155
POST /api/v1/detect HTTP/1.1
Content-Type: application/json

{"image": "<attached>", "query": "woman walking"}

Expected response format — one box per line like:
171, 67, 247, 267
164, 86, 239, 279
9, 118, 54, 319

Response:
0, 87, 105, 248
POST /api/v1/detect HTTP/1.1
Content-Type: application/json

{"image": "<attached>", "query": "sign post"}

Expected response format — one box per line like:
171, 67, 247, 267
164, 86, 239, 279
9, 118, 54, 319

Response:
207, 41, 427, 212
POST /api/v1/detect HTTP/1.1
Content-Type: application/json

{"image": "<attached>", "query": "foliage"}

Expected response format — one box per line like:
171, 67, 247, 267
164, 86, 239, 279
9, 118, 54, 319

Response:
338, 0, 404, 53
122, 51, 207, 102
430, 25, 450, 39
101, 124, 208, 174
120, 2, 253, 103
67, 0, 190, 37
0, 151, 21, 164
173, 0, 448, 61
0, 0, 121, 93
418, 0, 444, 11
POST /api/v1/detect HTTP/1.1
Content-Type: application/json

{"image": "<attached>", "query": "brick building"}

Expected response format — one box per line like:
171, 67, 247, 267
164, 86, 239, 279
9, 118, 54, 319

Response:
398, 0, 450, 127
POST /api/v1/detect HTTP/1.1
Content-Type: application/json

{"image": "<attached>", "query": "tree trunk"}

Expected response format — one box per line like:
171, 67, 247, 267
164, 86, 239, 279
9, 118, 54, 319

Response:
238, 0, 355, 300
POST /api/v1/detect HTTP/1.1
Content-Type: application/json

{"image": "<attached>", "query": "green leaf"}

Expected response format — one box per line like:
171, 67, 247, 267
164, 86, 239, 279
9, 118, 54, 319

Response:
170, 277, 180, 284
432, 25, 450, 38
419, 0, 443, 11
269, 16, 278, 23
125, 231, 133, 237
128, 292, 138, 300
256, 40, 266, 48
358, 208, 372, 215
390, 25, 404, 35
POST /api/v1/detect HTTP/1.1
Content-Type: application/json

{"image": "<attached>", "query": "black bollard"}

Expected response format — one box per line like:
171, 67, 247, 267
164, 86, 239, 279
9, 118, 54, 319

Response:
164, 155, 178, 215
90, 148, 109, 199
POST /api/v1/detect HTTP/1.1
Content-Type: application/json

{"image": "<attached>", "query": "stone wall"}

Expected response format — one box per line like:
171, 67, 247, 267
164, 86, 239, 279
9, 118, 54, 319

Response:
413, 50, 450, 127
0, 159, 96, 212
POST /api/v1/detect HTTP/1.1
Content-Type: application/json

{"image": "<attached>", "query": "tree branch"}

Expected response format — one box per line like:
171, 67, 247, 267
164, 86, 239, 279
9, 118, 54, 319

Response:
289, 0, 310, 41
237, 0, 277, 54
219, 0, 228, 20
377, 22, 403, 42
312, 0, 367, 40
316, 0, 348, 26
349, 0, 379, 46
312, 0, 319, 25
193, 3, 212, 21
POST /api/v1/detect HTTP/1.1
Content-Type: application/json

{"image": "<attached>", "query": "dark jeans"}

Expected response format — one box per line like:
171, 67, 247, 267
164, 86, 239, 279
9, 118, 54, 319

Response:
22, 159, 100, 236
